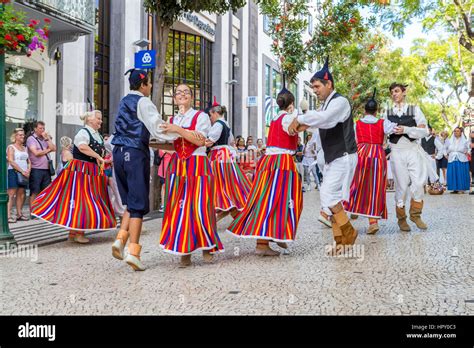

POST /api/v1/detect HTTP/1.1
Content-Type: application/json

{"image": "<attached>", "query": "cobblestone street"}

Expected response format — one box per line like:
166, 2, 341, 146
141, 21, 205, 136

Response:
1, 191, 473, 315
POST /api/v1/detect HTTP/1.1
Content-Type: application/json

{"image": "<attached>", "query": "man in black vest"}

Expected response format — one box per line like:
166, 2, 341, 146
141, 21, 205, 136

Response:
289, 58, 358, 255
384, 83, 430, 232
421, 125, 437, 185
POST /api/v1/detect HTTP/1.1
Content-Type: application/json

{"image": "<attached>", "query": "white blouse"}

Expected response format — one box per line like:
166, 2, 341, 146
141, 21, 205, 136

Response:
445, 136, 470, 163
164, 108, 211, 156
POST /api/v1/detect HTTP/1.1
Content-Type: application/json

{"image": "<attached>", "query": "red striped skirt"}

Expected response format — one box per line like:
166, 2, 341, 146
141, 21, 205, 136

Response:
345, 143, 387, 219
159, 154, 224, 255
31, 159, 117, 230
226, 154, 303, 242
209, 147, 252, 211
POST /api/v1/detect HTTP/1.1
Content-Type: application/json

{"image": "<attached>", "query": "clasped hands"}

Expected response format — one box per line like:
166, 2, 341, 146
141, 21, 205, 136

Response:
288, 118, 309, 136
159, 122, 205, 141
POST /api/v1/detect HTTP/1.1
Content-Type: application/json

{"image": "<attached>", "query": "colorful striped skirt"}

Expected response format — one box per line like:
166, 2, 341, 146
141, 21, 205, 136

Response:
159, 154, 224, 255
209, 147, 252, 212
447, 160, 470, 191
226, 154, 303, 242
345, 143, 387, 219
31, 159, 117, 230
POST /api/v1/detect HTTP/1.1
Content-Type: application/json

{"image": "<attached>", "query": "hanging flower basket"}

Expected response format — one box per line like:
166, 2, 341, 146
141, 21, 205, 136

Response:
0, 1, 50, 56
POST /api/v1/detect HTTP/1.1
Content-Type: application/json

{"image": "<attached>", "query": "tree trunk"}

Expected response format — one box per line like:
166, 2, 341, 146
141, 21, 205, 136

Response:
149, 15, 171, 211
151, 14, 171, 118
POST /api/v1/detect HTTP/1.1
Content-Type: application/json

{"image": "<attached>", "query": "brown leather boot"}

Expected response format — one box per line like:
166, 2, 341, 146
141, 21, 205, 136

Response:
112, 229, 129, 260
332, 210, 358, 245
396, 206, 411, 232
409, 199, 427, 230
125, 243, 145, 271
327, 216, 344, 256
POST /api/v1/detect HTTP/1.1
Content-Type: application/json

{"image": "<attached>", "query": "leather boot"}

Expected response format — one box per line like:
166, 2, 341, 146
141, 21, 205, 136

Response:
112, 229, 129, 260
409, 199, 427, 230
180, 254, 192, 267
327, 216, 344, 256
125, 243, 145, 271
332, 210, 358, 245
396, 206, 411, 232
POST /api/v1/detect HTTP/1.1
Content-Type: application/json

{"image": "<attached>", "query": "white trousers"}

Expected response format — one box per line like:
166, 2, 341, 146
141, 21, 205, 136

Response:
320, 153, 358, 215
390, 145, 428, 207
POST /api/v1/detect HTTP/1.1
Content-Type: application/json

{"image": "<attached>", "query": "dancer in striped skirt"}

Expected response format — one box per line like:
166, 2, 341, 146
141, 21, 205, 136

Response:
159, 84, 224, 267
227, 88, 303, 256
31, 110, 116, 243
345, 90, 397, 234
205, 97, 252, 221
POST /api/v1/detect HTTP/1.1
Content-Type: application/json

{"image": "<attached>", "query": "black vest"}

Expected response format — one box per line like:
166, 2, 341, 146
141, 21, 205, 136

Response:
421, 136, 436, 155
319, 93, 357, 164
212, 120, 231, 146
73, 128, 105, 163
387, 105, 417, 144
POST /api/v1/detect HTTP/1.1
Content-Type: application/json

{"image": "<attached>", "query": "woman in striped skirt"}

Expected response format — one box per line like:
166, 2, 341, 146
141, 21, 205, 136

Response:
205, 98, 252, 221
345, 91, 396, 234
159, 84, 224, 267
31, 110, 116, 243
226, 88, 303, 256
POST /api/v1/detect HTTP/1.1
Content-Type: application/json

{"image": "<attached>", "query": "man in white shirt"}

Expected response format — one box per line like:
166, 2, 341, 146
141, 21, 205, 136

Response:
111, 69, 172, 271
289, 58, 358, 254
384, 83, 430, 232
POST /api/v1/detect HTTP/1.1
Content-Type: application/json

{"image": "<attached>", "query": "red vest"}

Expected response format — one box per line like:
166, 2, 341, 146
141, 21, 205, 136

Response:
356, 119, 384, 145
267, 113, 298, 151
170, 110, 202, 159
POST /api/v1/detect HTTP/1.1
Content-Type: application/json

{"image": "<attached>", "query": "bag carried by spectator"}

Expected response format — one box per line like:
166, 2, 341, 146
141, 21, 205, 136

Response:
34, 136, 55, 176
16, 171, 28, 186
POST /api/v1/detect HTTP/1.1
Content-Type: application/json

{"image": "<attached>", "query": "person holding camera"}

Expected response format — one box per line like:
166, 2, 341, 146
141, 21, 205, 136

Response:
26, 121, 56, 213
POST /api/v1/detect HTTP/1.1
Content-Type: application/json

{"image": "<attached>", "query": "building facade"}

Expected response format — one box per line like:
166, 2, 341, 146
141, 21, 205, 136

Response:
5, 0, 320, 157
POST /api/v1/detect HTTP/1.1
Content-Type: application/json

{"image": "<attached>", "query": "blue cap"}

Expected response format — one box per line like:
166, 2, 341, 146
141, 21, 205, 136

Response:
311, 57, 333, 83
125, 69, 148, 86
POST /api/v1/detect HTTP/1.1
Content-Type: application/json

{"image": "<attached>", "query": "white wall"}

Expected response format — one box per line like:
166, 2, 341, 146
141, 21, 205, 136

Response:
123, 0, 144, 96
6, 50, 58, 141
61, 36, 87, 126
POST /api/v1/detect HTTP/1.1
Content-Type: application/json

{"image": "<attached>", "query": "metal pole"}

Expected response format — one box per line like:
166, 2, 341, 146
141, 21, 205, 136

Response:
0, 41, 18, 248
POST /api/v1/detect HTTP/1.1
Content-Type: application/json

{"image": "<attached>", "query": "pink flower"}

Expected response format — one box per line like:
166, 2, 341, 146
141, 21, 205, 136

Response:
36, 28, 48, 40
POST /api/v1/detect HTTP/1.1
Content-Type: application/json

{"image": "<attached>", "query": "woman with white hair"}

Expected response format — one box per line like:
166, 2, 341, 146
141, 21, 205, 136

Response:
31, 110, 116, 243
446, 127, 471, 193
56, 136, 73, 175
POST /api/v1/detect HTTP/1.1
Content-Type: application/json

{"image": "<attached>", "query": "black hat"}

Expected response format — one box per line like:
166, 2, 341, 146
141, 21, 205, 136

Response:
311, 57, 333, 83
125, 68, 148, 87
365, 88, 378, 114
278, 86, 291, 96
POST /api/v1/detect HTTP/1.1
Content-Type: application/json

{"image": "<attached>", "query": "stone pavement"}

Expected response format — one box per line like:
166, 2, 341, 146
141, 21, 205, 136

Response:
1, 191, 473, 315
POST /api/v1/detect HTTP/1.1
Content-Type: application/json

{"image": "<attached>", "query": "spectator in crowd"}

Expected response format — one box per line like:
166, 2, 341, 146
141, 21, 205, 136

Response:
435, 130, 448, 185
302, 132, 319, 192
236, 136, 247, 152
446, 127, 471, 193
246, 135, 257, 151
156, 149, 173, 212
295, 136, 304, 179
256, 138, 266, 159
57, 136, 73, 175
421, 125, 437, 186
26, 121, 57, 213
7, 128, 30, 223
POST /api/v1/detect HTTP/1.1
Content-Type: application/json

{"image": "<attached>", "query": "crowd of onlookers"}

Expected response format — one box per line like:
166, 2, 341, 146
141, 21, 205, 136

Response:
6, 119, 474, 224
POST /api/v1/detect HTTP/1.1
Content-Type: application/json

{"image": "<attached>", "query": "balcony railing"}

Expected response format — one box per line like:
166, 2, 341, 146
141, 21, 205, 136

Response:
17, 0, 95, 26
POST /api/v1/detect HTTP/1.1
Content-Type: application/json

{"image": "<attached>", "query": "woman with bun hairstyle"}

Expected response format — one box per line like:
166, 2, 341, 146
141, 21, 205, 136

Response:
226, 88, 303, 256
205, 97, 252, 221
31, 110, 116, 243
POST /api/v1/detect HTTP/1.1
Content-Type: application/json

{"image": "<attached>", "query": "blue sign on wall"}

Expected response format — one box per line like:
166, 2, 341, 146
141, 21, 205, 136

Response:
135, 50, 156, 69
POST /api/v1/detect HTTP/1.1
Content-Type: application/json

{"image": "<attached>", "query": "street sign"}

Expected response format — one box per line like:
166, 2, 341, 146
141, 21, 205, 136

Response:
135, 50, 156, 69
247, 96, 258, 107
